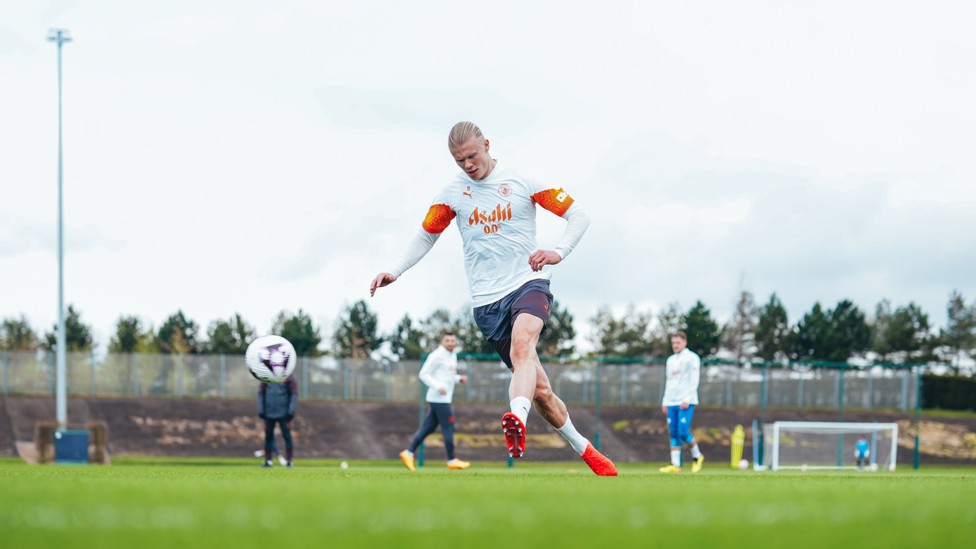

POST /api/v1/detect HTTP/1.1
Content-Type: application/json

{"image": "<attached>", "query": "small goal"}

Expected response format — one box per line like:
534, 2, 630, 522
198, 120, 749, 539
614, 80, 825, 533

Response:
762, 421, 898, 471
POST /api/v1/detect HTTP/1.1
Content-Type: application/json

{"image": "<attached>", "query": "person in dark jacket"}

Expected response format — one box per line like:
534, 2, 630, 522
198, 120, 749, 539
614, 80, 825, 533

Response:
258, 374, 298, 467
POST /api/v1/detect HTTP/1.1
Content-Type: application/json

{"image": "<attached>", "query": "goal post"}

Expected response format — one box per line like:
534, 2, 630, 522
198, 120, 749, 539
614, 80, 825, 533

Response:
762, 421, 898, 471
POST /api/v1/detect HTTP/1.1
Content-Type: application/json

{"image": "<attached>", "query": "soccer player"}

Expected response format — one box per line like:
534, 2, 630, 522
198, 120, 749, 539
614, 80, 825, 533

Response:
371, 121, 617, 476
257, 373, 298, 468
855, 436, 870, 469
659, 331, 704, 473
400, 331, 471, 471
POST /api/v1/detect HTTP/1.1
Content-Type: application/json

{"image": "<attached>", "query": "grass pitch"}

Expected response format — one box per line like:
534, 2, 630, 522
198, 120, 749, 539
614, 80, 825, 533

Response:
1, 457, 974, 548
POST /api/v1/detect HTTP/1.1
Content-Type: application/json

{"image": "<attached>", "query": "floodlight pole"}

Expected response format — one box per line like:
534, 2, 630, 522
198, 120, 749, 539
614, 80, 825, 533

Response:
48, 28, 72, 428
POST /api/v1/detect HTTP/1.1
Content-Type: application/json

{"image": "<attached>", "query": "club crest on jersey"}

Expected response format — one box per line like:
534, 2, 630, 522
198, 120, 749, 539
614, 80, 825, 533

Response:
498, 183, 512, 197
468, 203, 512, 226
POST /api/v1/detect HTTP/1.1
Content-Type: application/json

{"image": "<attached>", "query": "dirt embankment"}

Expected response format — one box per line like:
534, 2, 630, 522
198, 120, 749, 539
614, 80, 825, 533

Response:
2, 396, 973, 465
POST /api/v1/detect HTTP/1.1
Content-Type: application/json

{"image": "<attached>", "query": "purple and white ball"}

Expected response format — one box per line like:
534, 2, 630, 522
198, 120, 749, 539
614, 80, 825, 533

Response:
245, 335, 297, 384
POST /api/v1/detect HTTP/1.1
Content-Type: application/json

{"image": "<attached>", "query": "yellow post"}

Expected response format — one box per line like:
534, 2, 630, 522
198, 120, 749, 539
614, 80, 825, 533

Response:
730, 424, 745, 468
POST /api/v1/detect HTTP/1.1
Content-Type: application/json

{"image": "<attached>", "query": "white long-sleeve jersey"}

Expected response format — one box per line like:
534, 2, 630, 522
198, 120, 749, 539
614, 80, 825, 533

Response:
418, 345, 462, 404
662, 348, 701, 407
387, 162, 590, 307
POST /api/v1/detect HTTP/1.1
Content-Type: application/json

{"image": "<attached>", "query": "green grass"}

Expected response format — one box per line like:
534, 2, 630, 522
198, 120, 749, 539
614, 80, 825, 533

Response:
1, 457, 975, 548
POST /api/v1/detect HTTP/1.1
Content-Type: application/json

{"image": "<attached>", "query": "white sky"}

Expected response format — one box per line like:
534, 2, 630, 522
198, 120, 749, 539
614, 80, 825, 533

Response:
2, 0, 975, 352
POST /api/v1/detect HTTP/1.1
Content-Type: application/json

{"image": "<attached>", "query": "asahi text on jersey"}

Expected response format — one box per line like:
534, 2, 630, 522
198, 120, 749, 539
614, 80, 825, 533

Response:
468, 203, 512, 234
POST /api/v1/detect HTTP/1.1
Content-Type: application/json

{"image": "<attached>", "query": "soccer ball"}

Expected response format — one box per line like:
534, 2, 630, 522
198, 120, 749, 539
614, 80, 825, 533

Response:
738, 459, 749, 471
245, 335, 297, 384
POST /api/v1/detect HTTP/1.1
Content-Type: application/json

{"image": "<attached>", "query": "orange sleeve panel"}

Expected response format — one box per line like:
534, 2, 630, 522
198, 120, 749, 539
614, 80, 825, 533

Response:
421, 204, 456, 234
531, 188, 575, 217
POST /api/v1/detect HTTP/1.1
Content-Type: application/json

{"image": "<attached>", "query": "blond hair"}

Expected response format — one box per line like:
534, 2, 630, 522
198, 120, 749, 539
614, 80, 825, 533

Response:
448, 121, 484, 149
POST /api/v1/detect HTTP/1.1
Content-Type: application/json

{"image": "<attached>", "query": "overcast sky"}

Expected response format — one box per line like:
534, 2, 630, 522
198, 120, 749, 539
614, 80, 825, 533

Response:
2, 1, 975, 352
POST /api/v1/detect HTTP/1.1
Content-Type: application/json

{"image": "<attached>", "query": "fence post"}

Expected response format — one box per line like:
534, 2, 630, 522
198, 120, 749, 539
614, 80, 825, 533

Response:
797, 375, 804, 408
302, 356, 309, 400
900, 369, 909, 411
220, 354, 226, 399
48, 351, 55, 396
133, 354, 140, 396
837, 365, 845, 421
866, 374, 873, 409
90, 350, 97, 397
177, 356, 185, 399
385, 360, 392, 401
342, 359, 349, 400
620, 363, 627, 406
913, 366, 921, 470
594, 360, 601, 450
1, 351, 7, 396
725, 366, 733, 406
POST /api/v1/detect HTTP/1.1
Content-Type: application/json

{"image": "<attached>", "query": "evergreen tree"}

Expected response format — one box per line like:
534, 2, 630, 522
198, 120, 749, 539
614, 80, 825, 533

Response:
332, 301, 378, 359
1, 315, 38, 351
273, 309, 323, 357
204, 313, 256, 355
755, 293, 793, 362
941, 290, 976, 368
649, 302, 684, 358
44, 304, 94, 352
109, 315, 155, 353
884, 302, 930, 362
824, 299, 871, 362
588, 304, 653, 358
388, 313, 425, 360
794, 302, 829, 361
155, 310, 200, 355
683, 300, 720, 358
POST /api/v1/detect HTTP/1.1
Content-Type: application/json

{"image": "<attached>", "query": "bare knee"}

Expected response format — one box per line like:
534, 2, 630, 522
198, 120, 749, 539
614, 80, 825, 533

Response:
510, 335, 536, 364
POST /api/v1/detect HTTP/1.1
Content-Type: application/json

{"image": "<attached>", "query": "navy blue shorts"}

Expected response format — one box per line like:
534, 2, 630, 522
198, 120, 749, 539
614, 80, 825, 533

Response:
473, 279, 553, 369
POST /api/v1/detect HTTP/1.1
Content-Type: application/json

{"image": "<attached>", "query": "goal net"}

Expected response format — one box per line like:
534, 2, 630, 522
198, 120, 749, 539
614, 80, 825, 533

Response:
761, 421, 898, 471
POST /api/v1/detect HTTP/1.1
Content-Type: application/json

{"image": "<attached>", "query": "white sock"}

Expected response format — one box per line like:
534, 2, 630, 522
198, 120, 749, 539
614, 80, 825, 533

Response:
690, 444, 702, 459
510, 396, 531, 424
671, 450, 681, 467
555, 417, 590, 455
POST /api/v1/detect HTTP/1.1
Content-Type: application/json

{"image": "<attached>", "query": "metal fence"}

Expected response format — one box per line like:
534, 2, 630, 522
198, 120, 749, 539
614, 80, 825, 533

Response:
0, 350, 922, 411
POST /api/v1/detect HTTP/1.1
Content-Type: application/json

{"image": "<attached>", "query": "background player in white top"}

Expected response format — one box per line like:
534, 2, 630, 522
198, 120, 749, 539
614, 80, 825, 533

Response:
659, 331, 705, 473
371, 121, 617, 476
399, 332, 470, 471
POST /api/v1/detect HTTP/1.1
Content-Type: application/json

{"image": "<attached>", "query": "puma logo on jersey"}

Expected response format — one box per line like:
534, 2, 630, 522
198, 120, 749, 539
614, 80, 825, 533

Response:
463, 186, 473, 199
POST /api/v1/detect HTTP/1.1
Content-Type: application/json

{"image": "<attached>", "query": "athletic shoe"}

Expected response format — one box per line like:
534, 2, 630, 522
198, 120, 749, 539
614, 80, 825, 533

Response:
278, 454, 288, 466
692, 455, 704, 473
658, 464, 682, 473
262, 460, 273, 468
581, 444, 618, 476
447, 458, 471, 470
399, 450, 416, 471
254, 450, 264, 458
501, 412, 526, 458
286, 461, 293, 468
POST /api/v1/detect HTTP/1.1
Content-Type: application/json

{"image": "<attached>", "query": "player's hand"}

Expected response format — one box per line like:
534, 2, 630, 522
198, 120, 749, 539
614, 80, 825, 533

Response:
459, 375, 468, 384
438, 388, 448, 395
661, 406, 667, 414
528, 250, 561, 272
370, 272, 397, 296
680, 401, 689, 410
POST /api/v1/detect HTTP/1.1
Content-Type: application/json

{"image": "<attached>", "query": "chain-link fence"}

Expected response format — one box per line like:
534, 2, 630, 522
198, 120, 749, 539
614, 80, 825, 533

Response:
0, 350, 922, 411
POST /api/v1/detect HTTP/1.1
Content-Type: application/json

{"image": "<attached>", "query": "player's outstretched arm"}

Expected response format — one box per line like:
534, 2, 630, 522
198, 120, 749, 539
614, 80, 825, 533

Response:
369, 272, 397, 296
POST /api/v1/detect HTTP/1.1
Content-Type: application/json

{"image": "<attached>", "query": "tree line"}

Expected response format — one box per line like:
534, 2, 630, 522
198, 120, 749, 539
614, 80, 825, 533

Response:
2, 290, 975, 368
